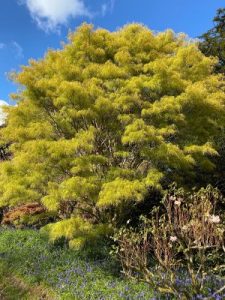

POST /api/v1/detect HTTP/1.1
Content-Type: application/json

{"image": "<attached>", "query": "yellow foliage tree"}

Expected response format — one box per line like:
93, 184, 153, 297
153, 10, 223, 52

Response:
0, 24, 225, 246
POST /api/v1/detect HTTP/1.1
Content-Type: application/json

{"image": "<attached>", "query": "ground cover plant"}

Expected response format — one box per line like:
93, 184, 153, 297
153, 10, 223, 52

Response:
0, 228, 155, 300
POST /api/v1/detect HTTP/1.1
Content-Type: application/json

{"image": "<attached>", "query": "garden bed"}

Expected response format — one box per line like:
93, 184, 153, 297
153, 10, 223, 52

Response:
0, 229, 154, 300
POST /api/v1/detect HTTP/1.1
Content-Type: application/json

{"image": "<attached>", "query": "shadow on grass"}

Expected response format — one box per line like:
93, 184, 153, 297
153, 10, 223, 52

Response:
0, 261, 56, 300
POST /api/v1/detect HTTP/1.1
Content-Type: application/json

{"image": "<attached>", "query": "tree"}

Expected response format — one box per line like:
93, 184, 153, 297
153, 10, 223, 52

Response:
0, 24, 225, 247
199, 8, 225, 193
199, 8, 225, 74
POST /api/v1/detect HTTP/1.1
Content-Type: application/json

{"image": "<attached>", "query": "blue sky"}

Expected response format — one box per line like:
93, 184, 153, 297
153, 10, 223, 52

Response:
0, 0, 224, 104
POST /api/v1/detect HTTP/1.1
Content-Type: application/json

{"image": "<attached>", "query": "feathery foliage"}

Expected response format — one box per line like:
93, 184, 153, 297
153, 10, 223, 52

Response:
1, 23, 225, 244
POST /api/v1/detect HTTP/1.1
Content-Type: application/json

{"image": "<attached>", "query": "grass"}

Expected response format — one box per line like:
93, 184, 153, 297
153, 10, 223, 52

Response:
0, 228, 155, 300
0, 261, 55, 300
0, 263, 30, 300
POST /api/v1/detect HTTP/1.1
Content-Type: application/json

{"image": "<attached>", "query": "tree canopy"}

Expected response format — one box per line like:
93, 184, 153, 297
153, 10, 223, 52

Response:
199, 8, 225, 74
0, 23, 225, 247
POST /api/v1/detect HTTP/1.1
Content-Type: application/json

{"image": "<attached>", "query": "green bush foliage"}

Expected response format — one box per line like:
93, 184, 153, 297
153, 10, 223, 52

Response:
0, 23, 225, 244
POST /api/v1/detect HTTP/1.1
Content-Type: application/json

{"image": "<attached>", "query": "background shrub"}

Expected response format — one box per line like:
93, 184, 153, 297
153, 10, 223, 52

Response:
2, 203, 57, 228
113, 185, 225, 299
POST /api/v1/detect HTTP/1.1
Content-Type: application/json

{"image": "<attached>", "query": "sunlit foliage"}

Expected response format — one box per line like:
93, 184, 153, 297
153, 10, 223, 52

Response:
0, 24, 225, 245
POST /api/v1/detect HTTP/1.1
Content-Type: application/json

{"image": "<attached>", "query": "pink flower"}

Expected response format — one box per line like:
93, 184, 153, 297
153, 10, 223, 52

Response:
174, 200, 181, 206
209, 215, 220, 224
170, 236, 177, 242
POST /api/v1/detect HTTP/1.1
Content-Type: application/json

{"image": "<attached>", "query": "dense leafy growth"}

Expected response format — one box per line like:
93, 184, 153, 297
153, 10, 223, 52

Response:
1, 23, 225, 245
199, 8, 225, 74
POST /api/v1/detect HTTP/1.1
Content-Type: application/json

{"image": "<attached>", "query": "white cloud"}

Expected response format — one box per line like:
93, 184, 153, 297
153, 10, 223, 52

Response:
0, 100, 9, 126
20, 0, 91, 33
101, 0, 115, 17
12, 41, 24, 59
101, 4, 107, 17
109, 0, 115, 12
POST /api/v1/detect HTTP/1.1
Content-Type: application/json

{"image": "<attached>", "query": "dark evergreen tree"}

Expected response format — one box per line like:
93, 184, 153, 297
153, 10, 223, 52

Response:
199, 8, 225, 74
